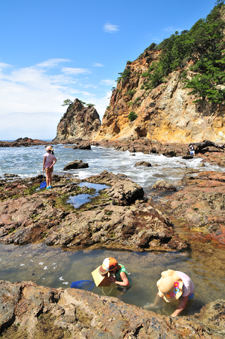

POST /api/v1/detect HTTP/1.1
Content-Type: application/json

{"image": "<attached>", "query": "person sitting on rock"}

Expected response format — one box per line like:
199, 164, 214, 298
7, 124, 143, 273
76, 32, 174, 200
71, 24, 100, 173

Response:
189, 144, 195, 157
99, 257, 132, 293
145, 269, 194, 317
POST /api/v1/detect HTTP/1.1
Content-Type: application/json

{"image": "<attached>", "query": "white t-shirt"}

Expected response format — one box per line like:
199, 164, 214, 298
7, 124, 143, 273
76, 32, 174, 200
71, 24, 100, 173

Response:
43, 152, 56, 168
176, 271, 194, 297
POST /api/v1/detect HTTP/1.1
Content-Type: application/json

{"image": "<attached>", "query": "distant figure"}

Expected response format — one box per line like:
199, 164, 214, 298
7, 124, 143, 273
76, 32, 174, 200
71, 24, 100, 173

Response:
144, 269, 194, 317
43, 146, 57, 189
99, 257, 132, 293
189, 144, 195, 157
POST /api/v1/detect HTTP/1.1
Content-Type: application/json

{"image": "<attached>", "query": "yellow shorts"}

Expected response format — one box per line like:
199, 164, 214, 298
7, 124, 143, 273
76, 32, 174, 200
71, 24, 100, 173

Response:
45, 167, 53, 174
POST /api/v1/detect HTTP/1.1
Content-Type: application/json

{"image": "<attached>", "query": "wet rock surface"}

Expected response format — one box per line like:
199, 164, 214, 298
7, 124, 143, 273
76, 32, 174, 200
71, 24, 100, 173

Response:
158, 171, 225, 246
63, 160, 89, 170
0, 280, 224, 339
0, 171, 187, 251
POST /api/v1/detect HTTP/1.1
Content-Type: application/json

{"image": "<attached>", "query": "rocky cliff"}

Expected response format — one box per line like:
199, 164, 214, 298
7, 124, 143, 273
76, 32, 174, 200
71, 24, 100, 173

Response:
94, 51, 225, 143
94, 3, 225, 144
54, 99, 101, 142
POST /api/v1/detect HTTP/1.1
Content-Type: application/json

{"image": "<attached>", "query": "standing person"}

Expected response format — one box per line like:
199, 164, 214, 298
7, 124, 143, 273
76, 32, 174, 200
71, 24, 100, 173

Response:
43, 146, 57, 189
99, 257, 132, 293
189, 144, 195, 157
145, 269, 194, 317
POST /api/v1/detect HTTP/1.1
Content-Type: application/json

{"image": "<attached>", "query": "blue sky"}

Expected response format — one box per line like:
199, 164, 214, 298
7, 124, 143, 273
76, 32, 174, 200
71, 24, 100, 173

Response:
0, 0, 218, 140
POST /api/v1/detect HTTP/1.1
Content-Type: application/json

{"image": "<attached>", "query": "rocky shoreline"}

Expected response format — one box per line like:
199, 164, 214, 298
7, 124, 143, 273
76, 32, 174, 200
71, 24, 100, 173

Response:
0, 279, 224, 339
0, 139, 225, 337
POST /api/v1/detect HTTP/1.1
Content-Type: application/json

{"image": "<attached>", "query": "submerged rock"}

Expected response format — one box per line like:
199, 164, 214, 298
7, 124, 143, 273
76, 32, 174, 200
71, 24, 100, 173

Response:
0, 280, 224, 338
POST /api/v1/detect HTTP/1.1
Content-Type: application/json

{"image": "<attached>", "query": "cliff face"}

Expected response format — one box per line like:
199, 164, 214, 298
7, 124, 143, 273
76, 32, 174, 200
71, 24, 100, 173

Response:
95, 50, 225, 143
55, 99, 101, 141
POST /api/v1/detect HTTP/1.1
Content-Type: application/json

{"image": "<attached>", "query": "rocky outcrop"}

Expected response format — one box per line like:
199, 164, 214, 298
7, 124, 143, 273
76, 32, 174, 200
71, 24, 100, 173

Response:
0, 137, 49, 147
0, 280, 224, 338
63, 160, 89, 170
159, 171, 225, 245
94, 51, 225, 143
0, 172, 187, 252
54, 99, 101, 142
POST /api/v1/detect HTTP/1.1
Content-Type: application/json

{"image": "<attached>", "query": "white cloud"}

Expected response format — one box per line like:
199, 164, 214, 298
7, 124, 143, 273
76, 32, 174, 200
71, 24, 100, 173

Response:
36, 58, 71, 68
93, 63, 104, 67
62, 67, 90, 75
101, 79, 116, 86
0, 62, 11, 72
0, 58, 111, 139
103, 23, 119, 33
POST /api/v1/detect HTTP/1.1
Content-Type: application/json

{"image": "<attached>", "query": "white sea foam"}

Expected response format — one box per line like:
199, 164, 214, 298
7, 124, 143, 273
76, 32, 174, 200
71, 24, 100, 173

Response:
0, 144, 223, 189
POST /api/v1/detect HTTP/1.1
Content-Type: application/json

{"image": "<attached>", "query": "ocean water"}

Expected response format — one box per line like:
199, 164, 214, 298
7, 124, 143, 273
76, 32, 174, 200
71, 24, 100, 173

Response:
0, 144, 224, 314
0, 144, 222, 195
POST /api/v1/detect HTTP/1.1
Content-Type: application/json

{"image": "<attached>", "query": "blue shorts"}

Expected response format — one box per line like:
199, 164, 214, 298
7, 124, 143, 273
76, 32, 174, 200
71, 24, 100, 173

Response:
188, 293, 194, 301
190, 151, 194, 156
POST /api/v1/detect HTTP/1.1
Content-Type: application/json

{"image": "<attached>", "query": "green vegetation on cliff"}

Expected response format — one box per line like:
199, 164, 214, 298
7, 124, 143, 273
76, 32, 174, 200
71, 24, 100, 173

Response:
139, 1, 225, 104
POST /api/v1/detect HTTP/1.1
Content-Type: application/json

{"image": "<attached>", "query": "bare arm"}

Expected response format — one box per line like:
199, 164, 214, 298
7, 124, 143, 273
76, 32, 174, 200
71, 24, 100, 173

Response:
50, 157, 57, 168
43, 156, 46, 171
171, 296, 189, 317
109, 271, 130, 287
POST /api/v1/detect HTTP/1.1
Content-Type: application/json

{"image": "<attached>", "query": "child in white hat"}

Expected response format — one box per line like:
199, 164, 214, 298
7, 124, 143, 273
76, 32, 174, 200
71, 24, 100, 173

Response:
145, 269, 194, 317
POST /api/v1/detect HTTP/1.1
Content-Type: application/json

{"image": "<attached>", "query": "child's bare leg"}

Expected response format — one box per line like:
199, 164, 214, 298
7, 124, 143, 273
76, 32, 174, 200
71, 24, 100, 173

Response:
143, 293, 162, 309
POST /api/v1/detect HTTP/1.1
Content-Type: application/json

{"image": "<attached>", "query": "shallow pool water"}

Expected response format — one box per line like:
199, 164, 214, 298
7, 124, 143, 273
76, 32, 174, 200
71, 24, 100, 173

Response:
67, 182, 109, 208
0, 243, 224, 316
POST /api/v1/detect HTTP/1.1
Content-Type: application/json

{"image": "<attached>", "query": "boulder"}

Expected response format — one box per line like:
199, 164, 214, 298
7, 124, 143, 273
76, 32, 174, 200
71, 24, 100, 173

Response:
63, 160, 89, 170
152, 179, 177, 191
72, 142, 91, 150
134, 161, 151, 167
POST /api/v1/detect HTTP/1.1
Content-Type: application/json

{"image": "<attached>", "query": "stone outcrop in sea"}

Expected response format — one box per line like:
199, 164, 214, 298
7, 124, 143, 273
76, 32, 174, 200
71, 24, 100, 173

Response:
54, 99, 101, 142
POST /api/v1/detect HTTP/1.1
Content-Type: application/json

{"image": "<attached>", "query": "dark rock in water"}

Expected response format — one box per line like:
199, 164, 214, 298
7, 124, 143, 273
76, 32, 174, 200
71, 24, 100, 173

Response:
0, 137, 49, 147
72, 142, 91, 150
152, 179, 177, 191
182, 155, 194, 159
3, 174, 19, 178
63, 160, 89, 170
134, 161, 151, 167
0, 280, 224, 338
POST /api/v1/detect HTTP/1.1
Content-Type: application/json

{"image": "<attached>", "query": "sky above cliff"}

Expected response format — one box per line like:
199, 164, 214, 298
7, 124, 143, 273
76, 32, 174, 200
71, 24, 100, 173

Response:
0, 0, 218, 140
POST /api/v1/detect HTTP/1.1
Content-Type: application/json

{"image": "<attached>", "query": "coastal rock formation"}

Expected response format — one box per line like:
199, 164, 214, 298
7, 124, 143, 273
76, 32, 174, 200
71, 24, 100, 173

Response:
0, 172, 187, 252
159, 171, 225, 245
0, 137, 49, 147
0, 280, 224, 338
63, 160, 89, 170
94, 54, 225, 143
54, 99, 101, 142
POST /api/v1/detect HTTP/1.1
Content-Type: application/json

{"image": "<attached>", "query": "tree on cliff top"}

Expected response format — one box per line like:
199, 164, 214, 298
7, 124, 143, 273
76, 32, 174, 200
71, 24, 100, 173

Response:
139, 1, 225, 104
62, 99, 73, 106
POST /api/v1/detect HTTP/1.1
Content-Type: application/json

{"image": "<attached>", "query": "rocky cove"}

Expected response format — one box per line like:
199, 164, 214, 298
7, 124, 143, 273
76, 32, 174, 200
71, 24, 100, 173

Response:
0, 143, 225, 338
